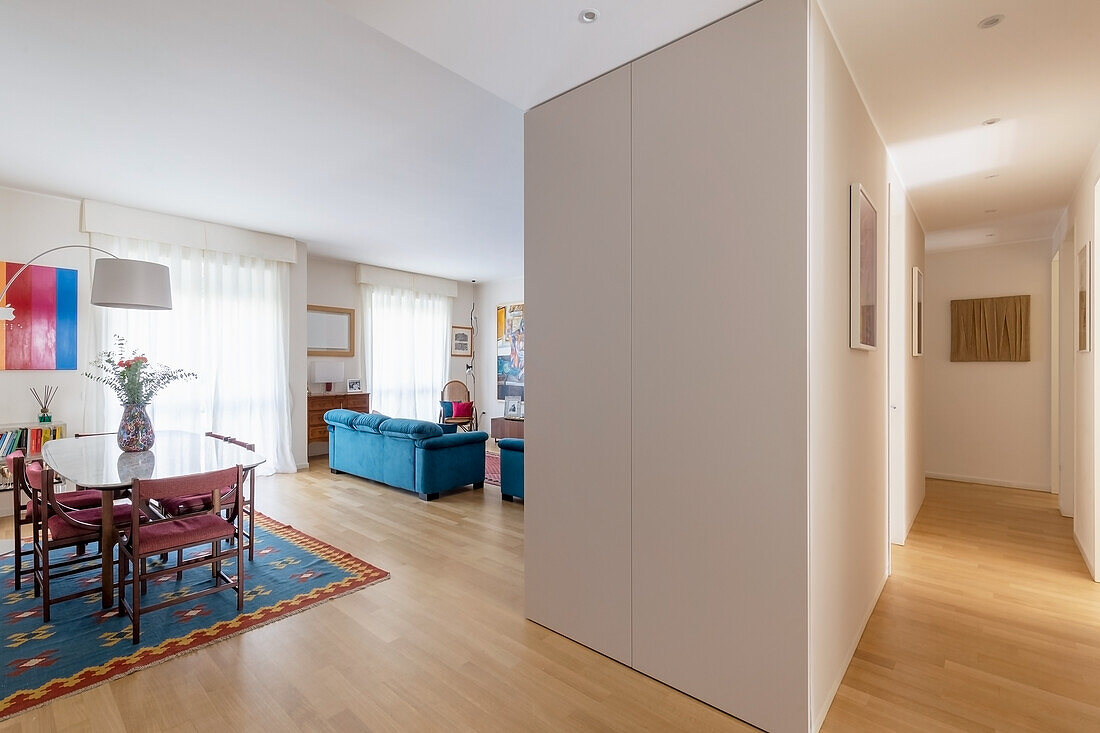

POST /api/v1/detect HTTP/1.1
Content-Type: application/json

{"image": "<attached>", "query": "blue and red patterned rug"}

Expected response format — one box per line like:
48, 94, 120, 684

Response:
0, 513, 388, 721
485, 451, 501, 485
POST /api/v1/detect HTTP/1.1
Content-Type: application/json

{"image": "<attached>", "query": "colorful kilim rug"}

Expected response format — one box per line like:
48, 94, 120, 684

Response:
485, 451, 501, 486
0, 512, 388, 721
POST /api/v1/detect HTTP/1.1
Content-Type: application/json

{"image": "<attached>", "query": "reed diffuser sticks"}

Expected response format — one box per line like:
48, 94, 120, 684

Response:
30, 385, 58, 422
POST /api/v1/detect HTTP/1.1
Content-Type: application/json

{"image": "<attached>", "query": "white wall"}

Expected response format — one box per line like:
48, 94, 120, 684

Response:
923, 239, 1052, 491
305, 253, 478, 449
0, 187, 94, 435
471, 277, 523, 424
1058, 229, 1076, 517
809, 2, 911, 726
1068, 139, 1100, 577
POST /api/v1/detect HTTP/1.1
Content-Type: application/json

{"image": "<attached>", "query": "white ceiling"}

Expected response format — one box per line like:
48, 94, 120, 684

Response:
5, 1, 1095, 278
325, 0, 756, 111
0, 0, 523, 282
819, 0, 1100, 252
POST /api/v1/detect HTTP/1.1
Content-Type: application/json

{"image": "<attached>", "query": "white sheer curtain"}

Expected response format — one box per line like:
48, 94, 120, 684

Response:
86, 235, 296, 475
367, 285, 451, 421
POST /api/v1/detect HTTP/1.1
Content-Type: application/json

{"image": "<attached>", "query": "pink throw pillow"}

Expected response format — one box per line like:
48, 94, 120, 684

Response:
451, 401, 474, 419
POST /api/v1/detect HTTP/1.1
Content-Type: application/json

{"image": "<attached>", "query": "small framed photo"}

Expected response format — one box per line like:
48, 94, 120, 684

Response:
451, 326, 473, 357
850, 184, 878, 350
504, 396, 522, 418
346, 378, 363, 393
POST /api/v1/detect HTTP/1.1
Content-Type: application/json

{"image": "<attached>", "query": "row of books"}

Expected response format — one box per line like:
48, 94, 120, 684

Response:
0, 426, 66, 459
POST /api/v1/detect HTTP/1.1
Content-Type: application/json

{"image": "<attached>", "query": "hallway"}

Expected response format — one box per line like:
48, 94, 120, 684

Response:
824, 479, 1100, 731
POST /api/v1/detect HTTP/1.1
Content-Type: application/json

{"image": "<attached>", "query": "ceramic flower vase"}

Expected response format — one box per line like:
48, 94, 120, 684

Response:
117, 403, 155, 452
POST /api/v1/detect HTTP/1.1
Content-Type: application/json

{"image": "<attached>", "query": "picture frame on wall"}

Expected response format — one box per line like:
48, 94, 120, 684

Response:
1080, 242, 1091, 352
912, 266, 924, 357
849, 184, 878, 350
450, 325, 473, 357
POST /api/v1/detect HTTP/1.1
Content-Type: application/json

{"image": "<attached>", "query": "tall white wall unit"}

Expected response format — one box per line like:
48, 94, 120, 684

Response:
526, 0, 920, 731
527, 0, 810, 730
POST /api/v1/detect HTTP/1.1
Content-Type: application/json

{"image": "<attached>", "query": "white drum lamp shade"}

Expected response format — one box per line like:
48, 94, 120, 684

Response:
90, 258, 173, 310
310, 361, 345, 384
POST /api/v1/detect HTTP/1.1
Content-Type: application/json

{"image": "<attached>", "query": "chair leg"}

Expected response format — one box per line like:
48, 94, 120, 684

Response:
13, 516, 22, 591
131, 553, 141, 644
236, 525, 244, 612
212, 542, 219, 581
176, 549, 184, 582
140, 558, 148, 596
41, 538, 51, 623
118, 551, 128, 616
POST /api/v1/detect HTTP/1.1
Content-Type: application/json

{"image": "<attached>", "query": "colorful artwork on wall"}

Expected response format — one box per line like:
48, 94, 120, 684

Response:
0, 262, 79, 370
496, 302, 524, 401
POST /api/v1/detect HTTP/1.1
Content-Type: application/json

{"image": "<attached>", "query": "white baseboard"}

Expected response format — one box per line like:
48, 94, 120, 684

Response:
925, 472, 1048, 492
1074, 527, 1097, 581
812, 570, 889, 732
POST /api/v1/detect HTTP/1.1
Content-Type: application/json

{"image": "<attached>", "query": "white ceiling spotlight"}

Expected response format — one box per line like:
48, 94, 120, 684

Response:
982, 117, 1001, 126
978, 14, 1004, 30
579, 9, 600, 23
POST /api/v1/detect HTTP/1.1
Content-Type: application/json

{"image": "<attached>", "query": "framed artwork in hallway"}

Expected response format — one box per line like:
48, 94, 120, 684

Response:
1079, 242, 1091, 352
849, 184, 878, 350
912, 267, 924, 356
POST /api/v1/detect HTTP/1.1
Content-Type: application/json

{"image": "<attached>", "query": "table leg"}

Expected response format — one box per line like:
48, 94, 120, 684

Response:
100, 491, 114, 609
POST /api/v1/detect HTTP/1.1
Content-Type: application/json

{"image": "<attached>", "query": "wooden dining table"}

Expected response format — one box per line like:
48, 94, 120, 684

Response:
41, 431, 265, 608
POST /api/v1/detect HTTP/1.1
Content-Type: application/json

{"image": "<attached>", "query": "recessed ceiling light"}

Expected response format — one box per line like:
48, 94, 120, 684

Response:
985, 209, 998, 214
982, 117, 1001, 126
579, 9, 600, 23
984, 174, 1000, 179
978, 14, 1004, 30
986, 233, 996, 237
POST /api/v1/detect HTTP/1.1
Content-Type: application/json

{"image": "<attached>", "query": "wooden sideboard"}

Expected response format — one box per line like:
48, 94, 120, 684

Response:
308, 393, 369, 448
490, 417, 524, 440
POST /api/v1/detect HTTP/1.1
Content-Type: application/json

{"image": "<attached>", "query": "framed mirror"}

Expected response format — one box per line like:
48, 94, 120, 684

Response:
307, 305, 355, 357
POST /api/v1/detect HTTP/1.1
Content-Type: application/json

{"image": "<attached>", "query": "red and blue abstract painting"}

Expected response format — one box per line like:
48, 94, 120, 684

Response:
0, 262, 78, 370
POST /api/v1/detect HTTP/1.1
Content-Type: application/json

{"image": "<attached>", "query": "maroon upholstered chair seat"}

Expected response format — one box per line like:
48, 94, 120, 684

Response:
47, 503, 144, 542
25, 490, 101, 518
134, 514, 234, 555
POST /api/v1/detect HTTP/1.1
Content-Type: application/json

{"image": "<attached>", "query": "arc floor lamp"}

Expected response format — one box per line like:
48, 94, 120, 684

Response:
0, 245, 172, 321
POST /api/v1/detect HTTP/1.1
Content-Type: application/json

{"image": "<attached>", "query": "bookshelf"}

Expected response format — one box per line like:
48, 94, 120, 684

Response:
0, 421, 67, 518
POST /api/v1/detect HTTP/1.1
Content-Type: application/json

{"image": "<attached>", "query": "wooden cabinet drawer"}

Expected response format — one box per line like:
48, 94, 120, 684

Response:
308, 392, 369, 451
308, 426, 330, 441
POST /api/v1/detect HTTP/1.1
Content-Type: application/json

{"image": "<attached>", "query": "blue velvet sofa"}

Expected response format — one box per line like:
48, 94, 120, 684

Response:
324, 409, 488, 501
498, 438, 524, 501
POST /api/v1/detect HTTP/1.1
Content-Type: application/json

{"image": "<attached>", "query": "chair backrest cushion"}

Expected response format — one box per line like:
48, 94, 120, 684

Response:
133, 465, 241, 503
451, 401, 474, 419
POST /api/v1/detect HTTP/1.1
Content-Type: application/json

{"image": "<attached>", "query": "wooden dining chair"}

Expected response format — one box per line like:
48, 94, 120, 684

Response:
118, 465, 244, 643
30, 462, 144, 622
154, 432, 256, 561
5, 451, 100, 592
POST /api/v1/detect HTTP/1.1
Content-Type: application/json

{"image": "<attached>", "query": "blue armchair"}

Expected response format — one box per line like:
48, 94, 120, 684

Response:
498, 439, 524, 501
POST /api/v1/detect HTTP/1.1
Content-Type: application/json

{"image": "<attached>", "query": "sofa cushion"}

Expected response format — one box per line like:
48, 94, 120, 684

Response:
352, 412, 390, 434
323, 409, 362, 429
379, 418, 444, 441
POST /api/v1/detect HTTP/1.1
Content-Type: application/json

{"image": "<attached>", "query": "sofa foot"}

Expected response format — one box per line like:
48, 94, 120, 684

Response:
330, 468, 342, 475
501, 494, 514, 502
473, 481, 484, 490
418, 492, 440, 501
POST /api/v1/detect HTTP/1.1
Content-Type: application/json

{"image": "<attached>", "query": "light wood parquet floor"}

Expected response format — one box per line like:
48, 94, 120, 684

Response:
0, 460, 752, 733
3, 471, 1099, 731
822, 479, 1100, 732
